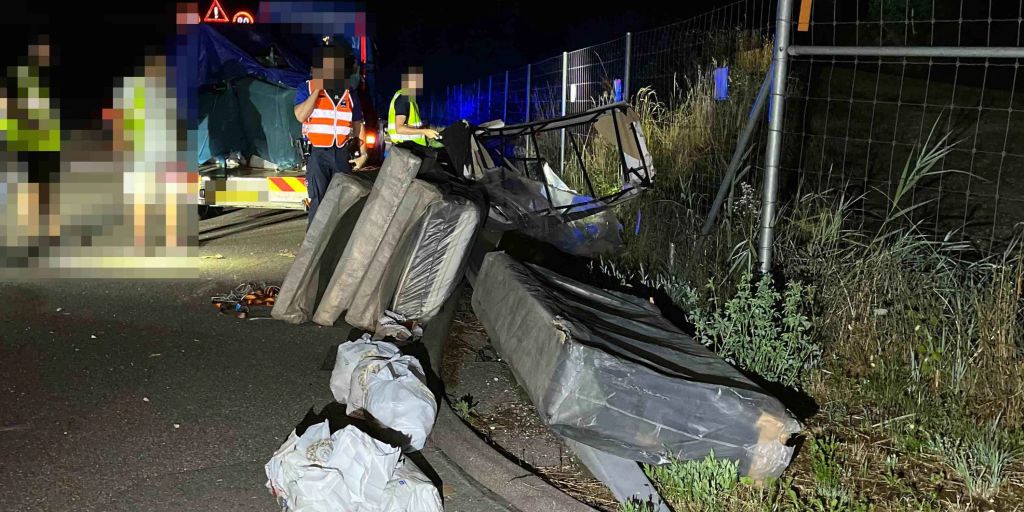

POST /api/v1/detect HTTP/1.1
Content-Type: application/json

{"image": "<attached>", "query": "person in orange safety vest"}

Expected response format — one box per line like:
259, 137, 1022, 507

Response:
293, 43, 368, 225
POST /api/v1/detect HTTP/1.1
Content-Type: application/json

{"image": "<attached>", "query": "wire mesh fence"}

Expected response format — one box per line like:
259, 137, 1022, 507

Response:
426, 0, 1024, 259
630, 0, 775, 107
431, 0, 775, 126
429, 0, 777, 207
781, 0, 1024, 253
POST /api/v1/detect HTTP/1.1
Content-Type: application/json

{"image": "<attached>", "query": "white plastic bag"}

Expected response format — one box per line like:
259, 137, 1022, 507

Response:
265, 430, 302, 502
331, 335, 401, 403
352, 355, 438, 452
264, 421, 401, 512
380, 456, 444, 512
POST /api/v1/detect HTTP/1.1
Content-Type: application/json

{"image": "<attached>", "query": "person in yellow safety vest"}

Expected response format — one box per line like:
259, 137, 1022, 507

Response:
0, 37, 62, 242
105, 55, 184, 249
387, 66, 439, 147
294, 43, 368, 226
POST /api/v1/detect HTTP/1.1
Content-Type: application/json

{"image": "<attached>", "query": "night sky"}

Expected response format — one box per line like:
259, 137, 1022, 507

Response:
3, 1, 715, 127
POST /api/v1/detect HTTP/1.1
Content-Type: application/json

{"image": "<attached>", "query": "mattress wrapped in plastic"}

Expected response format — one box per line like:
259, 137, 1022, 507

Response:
389, 195, 484, 324
272, 173, 372, 324
471, 252, 801, 479
313, 147, 423, 326
344, 180, 442, 331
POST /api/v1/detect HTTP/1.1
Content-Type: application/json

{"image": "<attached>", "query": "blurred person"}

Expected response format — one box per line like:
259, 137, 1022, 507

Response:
294, 42, 368, 226
0, 36, 62, 242
387, 66, 439, 147
105, 55, 186, 249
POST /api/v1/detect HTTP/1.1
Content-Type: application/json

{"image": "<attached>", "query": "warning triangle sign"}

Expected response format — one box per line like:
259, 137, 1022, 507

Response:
204, 0, 229, 22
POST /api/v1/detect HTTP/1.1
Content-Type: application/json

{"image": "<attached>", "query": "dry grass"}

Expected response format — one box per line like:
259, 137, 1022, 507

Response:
534, 465, 619, 510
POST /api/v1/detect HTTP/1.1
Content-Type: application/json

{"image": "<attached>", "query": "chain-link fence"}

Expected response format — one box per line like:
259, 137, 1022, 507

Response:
426, 0, 1024, 263
630, 0, 775, 108
780, 0, 1024, 254
429, 0, 775, 126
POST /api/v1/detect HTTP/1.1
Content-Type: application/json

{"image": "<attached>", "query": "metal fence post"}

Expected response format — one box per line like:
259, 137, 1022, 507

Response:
561, 51, 568, 173
703, 65, 774, 235
759, 0, 793, 274
624, 32, 632, 102
525, 64, 532, 123
503, 70, 509, 122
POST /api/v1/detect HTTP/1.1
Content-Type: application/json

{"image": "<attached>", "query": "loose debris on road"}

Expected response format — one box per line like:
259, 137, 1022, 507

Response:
211, 282, 280, 319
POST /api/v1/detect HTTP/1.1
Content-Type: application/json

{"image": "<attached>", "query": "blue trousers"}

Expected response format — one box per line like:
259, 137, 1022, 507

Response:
305, 145, 353, 226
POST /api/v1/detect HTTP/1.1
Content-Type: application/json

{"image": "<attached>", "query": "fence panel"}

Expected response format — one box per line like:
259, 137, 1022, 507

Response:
781, 0, 1024, 252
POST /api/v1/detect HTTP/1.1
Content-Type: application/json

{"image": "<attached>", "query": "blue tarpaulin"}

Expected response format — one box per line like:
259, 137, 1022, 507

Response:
193, 24, 316, 167
195, 24, 310, 89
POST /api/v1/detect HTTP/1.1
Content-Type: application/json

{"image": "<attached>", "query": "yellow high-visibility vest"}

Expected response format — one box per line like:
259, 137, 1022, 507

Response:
1, 64, 61, 152
387, 89, 426, 146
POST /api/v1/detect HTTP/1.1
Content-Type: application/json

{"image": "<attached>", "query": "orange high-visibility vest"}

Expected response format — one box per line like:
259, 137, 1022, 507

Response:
301, 83, 355, 148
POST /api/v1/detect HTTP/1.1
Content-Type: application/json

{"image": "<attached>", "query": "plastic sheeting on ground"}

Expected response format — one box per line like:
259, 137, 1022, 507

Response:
265, 420, 401, 512
313, 147, 425, 327
389, 195, 484, 324
381, 456, 444, 512
480, 167, 622, 257
272, 173, 372, 324
348, 350, 437, 452
471, 252, 802, 479
344, 180, 443, 331
330, 334, 401, 404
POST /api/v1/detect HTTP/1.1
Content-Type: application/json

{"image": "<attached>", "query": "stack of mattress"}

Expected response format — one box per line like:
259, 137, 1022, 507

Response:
310, 146, 484, 332
312, 147, 427, 328
343, 180, 443, 331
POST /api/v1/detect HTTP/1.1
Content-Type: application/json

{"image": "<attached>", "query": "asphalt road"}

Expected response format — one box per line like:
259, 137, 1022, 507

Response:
0, 208, 512, 511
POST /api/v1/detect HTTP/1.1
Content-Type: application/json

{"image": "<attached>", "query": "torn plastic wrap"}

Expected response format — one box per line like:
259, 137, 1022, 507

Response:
264, 420, 401, 512
470, 252, 802, 479
313, 147, 424, 327
344, 180, 443, 331
481, 167, 622, 257
390, 195, 484, 324
348, 352, 437, 452
272, 173, 372, 324
371, 311, 424, 342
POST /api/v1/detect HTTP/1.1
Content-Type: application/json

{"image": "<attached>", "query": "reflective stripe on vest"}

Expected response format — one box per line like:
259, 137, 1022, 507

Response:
387, 90, 426, 146
302, 84, 354, 148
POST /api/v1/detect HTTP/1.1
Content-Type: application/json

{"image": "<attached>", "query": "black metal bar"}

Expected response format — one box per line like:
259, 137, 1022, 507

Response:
479, 102, 629, 139
626, 121, 652, 186
609, 109, 631, 185
567, 130, 597, 198
529, 131, 555, 213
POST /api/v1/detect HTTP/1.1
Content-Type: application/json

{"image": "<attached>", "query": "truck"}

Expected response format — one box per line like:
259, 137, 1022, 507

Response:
190, 2, 382, 216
